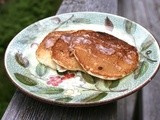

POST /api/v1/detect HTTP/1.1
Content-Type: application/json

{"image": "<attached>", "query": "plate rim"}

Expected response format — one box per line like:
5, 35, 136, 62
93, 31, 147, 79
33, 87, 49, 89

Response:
4, 11, 160, 107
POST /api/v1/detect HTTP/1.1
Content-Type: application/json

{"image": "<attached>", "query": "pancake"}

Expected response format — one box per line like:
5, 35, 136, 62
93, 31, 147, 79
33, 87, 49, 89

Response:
71, 31, 139, 80
36, 31, 73, 69
36, 30, 139, 80
51, 32, 83, 71
51, 30, 99, 71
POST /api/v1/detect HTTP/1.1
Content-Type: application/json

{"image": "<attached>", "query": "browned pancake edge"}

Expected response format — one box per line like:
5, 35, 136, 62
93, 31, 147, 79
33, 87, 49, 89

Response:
71, 31, 139, 80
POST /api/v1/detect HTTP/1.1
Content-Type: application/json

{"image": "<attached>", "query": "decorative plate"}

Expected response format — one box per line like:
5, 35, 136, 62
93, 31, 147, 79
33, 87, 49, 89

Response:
5, 12, 160, 106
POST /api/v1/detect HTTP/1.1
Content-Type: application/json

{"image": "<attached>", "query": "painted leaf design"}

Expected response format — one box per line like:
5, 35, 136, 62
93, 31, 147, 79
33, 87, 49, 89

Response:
36, 63, 47, 77
81, 92, 107, 102
105, 17, 114, 31
95, 79, 110, 91
141, 35, 154, 51
72, 18, 90, 24
30, 43, 39, 48
104, 81, 112, 88
140, 52, 157, 63
146, 50, 152, 56
15, 52, 29, 68
51, 17, 61, 24
134, 61, 149, 79
109, 80, 120, 89
124, 20, 136, 34
14, 73, 37, 86
55, 97, 72, 102
54, 14, 74, 31
37, 87, 64, 94
145, 56, 157, 63
81, 72, 95, 84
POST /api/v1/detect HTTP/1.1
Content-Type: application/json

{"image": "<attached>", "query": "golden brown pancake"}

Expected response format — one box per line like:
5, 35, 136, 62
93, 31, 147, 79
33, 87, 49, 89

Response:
51, 30, 98, 71
51, 33, 83, 71
36, 31, 73, 69
71, 31, 139, 80
36, 30, 139, 80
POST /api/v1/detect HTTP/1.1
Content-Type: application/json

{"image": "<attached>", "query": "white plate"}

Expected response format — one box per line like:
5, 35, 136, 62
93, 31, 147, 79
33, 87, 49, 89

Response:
5, 12, 160, 106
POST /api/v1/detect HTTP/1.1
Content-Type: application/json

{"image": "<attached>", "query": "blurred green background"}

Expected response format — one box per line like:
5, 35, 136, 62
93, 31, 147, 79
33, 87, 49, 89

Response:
0, 0, 62, 118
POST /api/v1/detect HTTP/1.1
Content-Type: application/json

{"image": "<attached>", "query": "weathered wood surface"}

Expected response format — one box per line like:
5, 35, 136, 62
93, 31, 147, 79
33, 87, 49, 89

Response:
2, 90, 117, 120
2, 0, 118, 120
119, 0, 160, 120
117, 1, 139, 120
117, 93, 138, 120
57, 0, 118, 14
3, 0, 160, 120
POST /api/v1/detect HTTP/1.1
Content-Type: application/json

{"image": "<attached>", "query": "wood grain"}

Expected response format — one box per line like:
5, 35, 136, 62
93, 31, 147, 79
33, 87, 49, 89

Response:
131, 0, 160, 119
2, 0, 118, 120
57, 0, 118, 14
119, 0, 160, 120
2, 90, 117, 120
117, 1, 139, 120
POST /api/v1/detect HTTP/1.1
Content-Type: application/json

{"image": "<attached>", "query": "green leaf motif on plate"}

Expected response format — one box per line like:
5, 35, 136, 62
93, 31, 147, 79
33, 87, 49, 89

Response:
15, 52, 29, 68
54, 14, 74, 31
141, 35, 154, 51
140, 52, 157, 63
72, 18, 90, 24
51, 17, 61, 24
109, 80, 120, 89
55, 97, 72, 102
95, 79, 111, 91
104, 80, 127, 92
104, 81, 112, 88
36, 87, 64, 94
140, 35, 157, 62
81, 92, 107, 102
134, 61, 149, 79
14, 73, 37, 86
124, 20, 136, 34
105, 17, 114, 31
81, 72, 96, 84
36, 63, 47, 77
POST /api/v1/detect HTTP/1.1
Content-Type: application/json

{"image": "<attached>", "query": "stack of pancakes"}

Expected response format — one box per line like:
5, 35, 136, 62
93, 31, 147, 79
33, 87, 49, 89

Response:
36, 30, 139, 80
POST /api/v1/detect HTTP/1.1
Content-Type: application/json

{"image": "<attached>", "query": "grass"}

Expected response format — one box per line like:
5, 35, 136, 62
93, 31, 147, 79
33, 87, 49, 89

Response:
0, 0, 62, 118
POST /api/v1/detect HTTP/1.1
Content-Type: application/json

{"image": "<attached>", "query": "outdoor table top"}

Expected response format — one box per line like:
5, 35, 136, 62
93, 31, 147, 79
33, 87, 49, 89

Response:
2, 0, 160, 120
2, 0, 118, 120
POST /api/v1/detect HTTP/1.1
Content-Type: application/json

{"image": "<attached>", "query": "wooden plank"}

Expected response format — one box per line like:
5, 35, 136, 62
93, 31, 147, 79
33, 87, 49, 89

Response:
2, 90, 117, 120
119, 0, 160, 120
2, 0, 118, 120
117, 93, 138, 120
131, 0, 160, 119
117, 1, 138, 120
57, 0, 118, 14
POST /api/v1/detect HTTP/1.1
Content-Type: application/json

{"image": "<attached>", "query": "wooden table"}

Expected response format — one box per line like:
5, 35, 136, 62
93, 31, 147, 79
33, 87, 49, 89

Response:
2, 0, 160, 120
